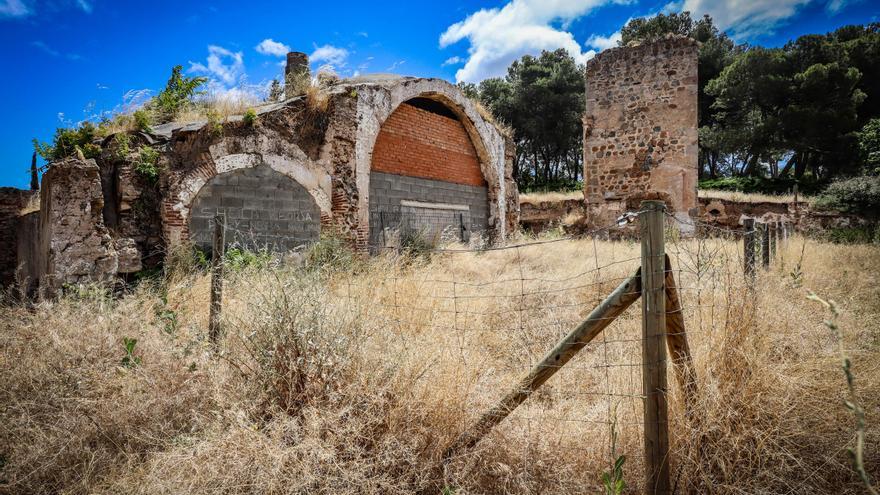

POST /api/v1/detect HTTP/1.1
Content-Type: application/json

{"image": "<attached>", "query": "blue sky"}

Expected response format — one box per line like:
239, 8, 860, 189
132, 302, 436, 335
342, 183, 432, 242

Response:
0, 0, 877, 188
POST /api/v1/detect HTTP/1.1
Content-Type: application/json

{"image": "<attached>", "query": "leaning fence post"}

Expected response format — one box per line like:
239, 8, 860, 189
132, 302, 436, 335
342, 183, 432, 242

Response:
639, 200, 671, 495
744, 218, 756, 280
761, 223, 770, 269
209, 213, 226, 344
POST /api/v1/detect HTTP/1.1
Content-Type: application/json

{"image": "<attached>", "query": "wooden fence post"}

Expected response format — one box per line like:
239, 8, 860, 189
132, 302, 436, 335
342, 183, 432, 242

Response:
209, 214, 226, 344
761, 223, 770, 269
769, 222, 777, 261
639, 200, 671, 495
743, 218, 755, 280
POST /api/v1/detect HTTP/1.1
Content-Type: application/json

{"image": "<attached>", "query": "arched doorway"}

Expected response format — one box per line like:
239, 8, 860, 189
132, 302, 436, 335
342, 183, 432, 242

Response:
188, 164, 320, 252
368, 97, 489, 249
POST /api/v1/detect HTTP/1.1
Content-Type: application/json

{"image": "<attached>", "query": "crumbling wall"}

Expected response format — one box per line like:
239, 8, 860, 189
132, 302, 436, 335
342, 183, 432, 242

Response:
0, 187, 37, 287
37, 159, 139, 295
584, 35, 699, 226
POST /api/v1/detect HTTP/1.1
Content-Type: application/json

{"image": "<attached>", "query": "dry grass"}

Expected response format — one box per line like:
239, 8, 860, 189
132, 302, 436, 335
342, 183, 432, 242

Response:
519, 189, 583, 204
698, 189, 813, 204
1, 235, 878, 494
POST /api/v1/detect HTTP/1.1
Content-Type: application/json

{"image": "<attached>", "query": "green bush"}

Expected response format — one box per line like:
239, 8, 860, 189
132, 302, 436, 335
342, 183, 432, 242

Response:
813, 175, 880, 216
134, 146, 161, 183
33, 122, 102, 162
224, 247, 272, 270
243, 108, 258, 127
699, 176, 827, 195
150, 65, 207, 123
133, 109, 153, 132
822, 226, 879, 244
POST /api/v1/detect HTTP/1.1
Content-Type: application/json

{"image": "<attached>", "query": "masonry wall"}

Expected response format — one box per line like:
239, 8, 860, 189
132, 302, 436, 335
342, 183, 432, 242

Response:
188, 164, 320, 252
584, 36, 699, 223
0, 188, 36, 287
371, 102, 486, 187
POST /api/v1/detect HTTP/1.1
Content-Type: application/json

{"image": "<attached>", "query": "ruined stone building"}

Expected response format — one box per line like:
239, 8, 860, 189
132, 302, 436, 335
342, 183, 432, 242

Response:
0, 53, 519, 296
583, 35, 699, 227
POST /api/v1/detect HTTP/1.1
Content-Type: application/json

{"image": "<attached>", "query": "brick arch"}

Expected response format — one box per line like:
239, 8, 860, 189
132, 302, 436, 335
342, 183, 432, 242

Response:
163, 152, 332, 245
353, 79, 510, 246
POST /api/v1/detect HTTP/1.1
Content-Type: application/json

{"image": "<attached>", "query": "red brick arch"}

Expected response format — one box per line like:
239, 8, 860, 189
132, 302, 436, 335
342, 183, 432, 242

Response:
370, 99, 487, 187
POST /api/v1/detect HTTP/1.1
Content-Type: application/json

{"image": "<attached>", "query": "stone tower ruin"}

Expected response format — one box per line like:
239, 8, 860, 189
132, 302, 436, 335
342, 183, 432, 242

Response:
583, 35, 699, 228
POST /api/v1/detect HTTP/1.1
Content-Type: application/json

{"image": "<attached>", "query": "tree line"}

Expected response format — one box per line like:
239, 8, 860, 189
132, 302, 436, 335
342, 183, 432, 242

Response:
461, 14, 880, 193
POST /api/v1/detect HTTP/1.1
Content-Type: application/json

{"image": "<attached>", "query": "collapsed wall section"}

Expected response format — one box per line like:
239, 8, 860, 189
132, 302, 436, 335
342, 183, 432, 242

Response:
584, 35, 699, 225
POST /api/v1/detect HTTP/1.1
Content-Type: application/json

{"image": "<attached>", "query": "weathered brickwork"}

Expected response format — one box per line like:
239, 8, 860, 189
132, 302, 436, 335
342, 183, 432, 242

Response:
371, 102, 486, 187
0, 188, 36, 287
584, 36, 699, 223
188, 164, 320, 252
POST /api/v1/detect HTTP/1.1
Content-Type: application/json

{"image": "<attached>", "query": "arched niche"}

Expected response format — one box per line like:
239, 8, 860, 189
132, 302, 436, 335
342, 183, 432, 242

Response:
367, 97, 490, 249
188, 164, 320, 252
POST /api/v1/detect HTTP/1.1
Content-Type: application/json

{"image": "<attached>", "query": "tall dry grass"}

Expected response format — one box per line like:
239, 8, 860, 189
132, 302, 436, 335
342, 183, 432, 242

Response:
1, 234, 878, 494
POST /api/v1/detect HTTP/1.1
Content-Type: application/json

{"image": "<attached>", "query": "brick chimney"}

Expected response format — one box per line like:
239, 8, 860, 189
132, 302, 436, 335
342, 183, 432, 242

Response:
285, 51, 310, 98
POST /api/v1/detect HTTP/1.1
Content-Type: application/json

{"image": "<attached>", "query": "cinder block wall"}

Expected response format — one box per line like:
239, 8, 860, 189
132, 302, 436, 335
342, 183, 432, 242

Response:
188, 164, 320, 252
369, 101, 490, 247
584, 36, 699, 221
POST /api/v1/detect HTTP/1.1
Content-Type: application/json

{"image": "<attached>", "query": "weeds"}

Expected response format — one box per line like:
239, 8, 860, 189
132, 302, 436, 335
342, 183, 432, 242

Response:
243, 108, 258, 127
135, 145, 161, 183
807, 292, 879, 495
120, 337, 141, 368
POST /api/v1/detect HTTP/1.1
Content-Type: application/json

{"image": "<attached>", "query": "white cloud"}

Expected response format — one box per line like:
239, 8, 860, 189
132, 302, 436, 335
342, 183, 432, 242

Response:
387, 60, 405, 71
439, 0, 623, 83
442, 56, 463, 66
76, 0, 92, 13
255, 38, 290, 57
825, 0, 851, 12
310, 44, 349, 66
680, 0, 812, 38
586, 31, 621, 51
0, 0, 29, 17
188, 45, 245, 86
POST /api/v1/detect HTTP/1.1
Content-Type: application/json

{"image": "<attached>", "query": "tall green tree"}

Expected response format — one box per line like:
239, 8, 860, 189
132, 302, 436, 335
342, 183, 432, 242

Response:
475, 49, 585, 190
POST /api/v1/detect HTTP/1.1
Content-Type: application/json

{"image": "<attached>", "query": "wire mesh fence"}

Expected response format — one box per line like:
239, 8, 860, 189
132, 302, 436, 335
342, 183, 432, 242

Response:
195, 204, 839, 494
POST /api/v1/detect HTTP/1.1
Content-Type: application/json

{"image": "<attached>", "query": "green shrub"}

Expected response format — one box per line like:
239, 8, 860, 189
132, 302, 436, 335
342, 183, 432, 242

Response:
151, 65, 207, 123
206, 109, 224, 136
133, 109, 153, 132
813, 175, 880, 216
857, 118, 880, 175
224, 247, 272, 270
243, 108, 258, 127
33, 122, 102, 162
113, 133, 131, 160
399, 229, 435, 261
823, 226, 879, 244
134, 146, 161, 183
699, 176, 827, 195
305, 233, 358, 272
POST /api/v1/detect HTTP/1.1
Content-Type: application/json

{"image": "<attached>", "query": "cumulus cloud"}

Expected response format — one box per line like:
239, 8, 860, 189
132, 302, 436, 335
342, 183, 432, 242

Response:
439, 0, 622, 83
188, 45, 245, 86
680, 0, 812, 38
442, 56, 463, 66
310, 44, 349, 66
586, 30, 621, 51
255, 38, 290, 57
0, 0, 30, 18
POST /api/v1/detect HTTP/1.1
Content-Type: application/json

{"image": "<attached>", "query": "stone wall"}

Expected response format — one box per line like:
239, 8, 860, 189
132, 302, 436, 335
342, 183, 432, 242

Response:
37, 159, 139, 295
0, 187, 36, 287
188, 164, 320, 252
584, 35, 699, 226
